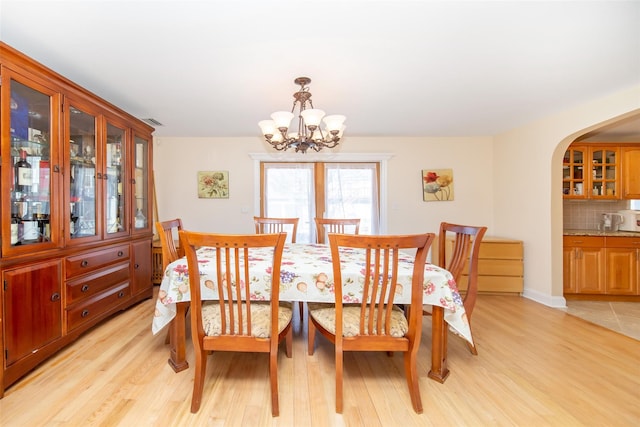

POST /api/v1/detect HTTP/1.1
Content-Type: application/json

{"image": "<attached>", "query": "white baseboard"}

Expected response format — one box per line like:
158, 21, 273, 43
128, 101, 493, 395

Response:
522, 288, 567, 308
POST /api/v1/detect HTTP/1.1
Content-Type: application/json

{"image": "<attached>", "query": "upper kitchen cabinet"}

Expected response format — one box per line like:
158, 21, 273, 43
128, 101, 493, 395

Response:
563, 146, 587, 198
622, 146, 640, 199
563, 144, 620, 200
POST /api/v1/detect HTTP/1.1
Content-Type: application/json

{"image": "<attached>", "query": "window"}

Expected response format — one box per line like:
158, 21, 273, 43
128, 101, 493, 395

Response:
261, 162, 380, 243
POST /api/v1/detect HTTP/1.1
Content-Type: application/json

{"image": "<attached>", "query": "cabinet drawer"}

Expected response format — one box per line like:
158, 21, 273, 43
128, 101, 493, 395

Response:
65, 262, 130, 305
66, 283, 130, 332
478, 259, 524, 276
478, 241, 523, 259
457, 275, 524, 293
66, 244, 129, 278
605, 236, 640, 248
458, 259, 524, 276
563, 236, 605, 248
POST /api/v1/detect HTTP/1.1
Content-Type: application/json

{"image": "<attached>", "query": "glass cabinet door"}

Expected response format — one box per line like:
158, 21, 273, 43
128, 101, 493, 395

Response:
105, 122, 127, 236
5, 77, 58, 250
67, 103, 98, 240
590, 148, 619, 198
562, 147, 586, 198
133, 134, 150, 231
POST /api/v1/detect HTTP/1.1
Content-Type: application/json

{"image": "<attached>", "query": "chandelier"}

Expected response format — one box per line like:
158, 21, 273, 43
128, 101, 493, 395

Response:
258, 77, 346, 153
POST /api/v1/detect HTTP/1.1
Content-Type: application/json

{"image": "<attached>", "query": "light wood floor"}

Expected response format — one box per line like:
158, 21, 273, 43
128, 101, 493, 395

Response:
1, 289, 639, 427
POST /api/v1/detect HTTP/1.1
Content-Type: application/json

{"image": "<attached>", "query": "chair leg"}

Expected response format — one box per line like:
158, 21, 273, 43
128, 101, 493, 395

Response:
466, 323, 478, 355
308, 317, 317, 355
285, 324, 293, 358
270, 349, 279, 417
335, 346, 343, 413
466, 340, 478, 355
190, 349, 207, 413
404, 350, 423, 414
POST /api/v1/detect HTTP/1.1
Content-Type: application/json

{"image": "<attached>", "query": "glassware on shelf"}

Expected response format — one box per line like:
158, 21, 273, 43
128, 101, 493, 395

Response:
135, 209, 147, 228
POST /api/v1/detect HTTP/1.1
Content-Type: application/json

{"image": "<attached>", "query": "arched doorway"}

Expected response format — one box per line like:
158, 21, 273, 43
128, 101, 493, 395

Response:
557, 112, 640, 300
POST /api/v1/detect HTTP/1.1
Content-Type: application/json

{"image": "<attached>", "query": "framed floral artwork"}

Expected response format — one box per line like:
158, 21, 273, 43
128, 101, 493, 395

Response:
422, 169, 454, 201
198, 171, 229, 199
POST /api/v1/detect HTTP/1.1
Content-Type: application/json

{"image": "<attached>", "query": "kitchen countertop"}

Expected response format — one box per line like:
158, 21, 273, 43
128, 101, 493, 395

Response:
564, 229, 640, 237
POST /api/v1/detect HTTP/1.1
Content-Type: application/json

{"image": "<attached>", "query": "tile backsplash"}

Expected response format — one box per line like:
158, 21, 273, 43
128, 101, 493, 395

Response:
563, 199, 630, 230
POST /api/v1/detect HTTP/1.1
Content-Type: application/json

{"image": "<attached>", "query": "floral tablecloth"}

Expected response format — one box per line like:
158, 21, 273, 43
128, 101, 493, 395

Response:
151, 243, 472, 343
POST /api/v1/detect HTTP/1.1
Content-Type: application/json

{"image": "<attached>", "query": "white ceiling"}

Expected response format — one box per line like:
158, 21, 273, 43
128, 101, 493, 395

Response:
1, 0, 639, 140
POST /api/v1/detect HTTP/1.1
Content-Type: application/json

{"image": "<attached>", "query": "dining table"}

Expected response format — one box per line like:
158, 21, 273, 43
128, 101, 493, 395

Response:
151, 242, 472, 383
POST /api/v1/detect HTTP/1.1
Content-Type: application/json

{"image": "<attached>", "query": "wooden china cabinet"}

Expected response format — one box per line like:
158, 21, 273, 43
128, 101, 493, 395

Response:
0, 42, 154, 397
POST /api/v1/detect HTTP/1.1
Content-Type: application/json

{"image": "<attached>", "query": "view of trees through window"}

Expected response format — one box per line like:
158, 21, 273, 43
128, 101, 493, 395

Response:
262, 162, 380, 243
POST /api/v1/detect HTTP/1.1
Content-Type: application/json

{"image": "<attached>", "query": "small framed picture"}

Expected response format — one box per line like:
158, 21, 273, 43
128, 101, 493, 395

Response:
422, 169, 454, 201
198, 171, 229, 199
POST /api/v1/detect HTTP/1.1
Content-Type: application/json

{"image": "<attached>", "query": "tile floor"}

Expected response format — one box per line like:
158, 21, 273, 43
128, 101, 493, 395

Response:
563, 301, 640, 341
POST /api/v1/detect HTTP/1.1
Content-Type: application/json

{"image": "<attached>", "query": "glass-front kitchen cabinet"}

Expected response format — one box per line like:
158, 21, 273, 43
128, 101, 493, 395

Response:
1, 42, 154, 398
562, 144, 620, 199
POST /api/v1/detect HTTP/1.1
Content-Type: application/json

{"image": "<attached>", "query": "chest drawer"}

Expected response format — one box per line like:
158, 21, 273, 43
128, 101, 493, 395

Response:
66, 283, 130, 332
66, 262, 130, 305
66, 244, 129, 278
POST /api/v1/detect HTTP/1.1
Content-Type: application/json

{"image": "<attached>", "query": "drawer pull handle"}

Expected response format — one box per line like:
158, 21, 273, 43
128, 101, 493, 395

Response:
81, 310, 90, 318
50, 293, 61, 302
81, 260, 89, 267
117, 250, 124, 257
81, 284, 90, 292
134, 263, 140, 269
118, 291, 125, 298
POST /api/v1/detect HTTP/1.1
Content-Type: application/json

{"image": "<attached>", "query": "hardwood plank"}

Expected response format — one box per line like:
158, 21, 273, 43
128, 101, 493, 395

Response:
0, 291, 638, 426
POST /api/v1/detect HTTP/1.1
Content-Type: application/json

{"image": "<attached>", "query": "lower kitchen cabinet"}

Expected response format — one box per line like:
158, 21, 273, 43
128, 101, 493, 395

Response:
564, 235, 640, 296
605, 237, 640, 295
563, 236, 606, 294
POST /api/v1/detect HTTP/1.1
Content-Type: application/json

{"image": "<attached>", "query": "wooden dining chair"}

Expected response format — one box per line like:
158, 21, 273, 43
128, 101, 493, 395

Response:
314, 218, 360, 244
155, 218, 185, 343
179, 230, 293, 416
254, 216, 299, 243
425, 222, 487, 355
307, 232, 435, 414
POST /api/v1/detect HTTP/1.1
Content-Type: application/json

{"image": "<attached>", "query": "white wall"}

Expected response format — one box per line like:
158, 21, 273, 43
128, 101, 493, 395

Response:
153, 84, 640, 306
153, 136, 494, 236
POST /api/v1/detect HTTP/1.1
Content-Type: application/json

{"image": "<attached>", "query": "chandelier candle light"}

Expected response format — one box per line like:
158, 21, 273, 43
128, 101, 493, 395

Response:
258, 77, 346, 153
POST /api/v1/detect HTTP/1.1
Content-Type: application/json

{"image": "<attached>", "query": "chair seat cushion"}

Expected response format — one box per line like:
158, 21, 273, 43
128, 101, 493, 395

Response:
307, 303, 408, 337
202, 301, 293, 338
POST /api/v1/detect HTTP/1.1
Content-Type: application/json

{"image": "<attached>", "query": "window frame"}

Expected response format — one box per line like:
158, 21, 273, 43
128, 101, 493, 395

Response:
250, 152, 393, 237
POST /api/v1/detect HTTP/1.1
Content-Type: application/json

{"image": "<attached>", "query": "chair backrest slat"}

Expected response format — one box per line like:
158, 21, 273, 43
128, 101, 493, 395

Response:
155, 218, 184, 270
315, 218, 360, 244
254, 217, 299, 243
438, 222, 487, 317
